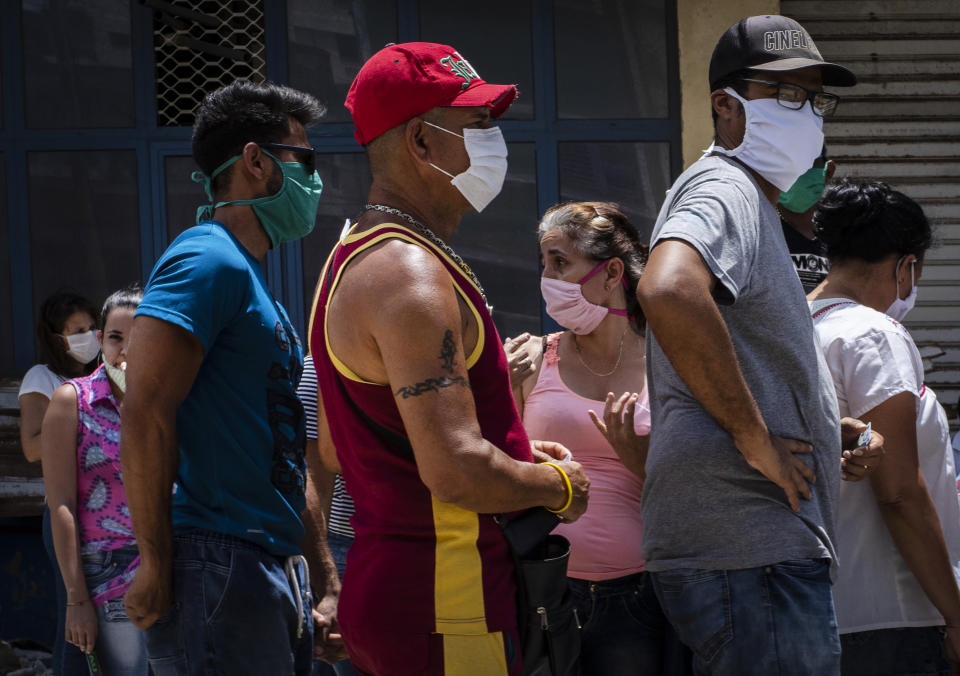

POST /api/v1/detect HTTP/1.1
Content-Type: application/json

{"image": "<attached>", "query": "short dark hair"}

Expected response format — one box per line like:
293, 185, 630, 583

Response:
99, 284, 143, 331
711, 70, 750, 127
192, 80, 325, 197
36, 290, 100, 378
815, 178, 933, 263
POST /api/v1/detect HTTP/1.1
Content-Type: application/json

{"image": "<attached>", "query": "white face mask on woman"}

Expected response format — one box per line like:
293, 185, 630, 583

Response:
103, 360, 126, 393
423, 120, 508, 213
63, 330, 100, 364
886, 256, 917, 322
709, 88, 824, 192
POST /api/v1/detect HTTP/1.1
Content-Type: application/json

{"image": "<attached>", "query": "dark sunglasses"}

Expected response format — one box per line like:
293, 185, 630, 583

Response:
739, 78, 841, 118
260, 143, 319, 173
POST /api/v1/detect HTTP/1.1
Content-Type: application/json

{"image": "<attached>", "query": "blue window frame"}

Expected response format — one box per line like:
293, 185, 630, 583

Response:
0, 0, 679, 375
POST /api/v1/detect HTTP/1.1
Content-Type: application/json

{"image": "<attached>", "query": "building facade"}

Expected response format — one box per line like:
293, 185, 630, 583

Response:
0, 0, 682, 381
2, 0, 958, 648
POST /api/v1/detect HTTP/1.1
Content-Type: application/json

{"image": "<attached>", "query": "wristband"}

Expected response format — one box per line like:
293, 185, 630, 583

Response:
66, 599, 88, 607
541, 462, 573, 514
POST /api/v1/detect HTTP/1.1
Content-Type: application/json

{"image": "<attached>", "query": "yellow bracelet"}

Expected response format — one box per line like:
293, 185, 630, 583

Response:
541, 462, 573, 514
65, 599, 88, 607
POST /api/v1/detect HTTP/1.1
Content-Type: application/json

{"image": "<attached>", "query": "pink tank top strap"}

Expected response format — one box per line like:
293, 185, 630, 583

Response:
543, 331, 562, 365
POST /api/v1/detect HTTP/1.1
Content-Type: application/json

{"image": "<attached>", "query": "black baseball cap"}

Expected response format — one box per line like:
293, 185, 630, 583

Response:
709, 15, 857, 91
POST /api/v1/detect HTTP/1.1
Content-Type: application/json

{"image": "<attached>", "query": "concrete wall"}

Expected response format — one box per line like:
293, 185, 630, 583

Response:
677, 0, 780, 169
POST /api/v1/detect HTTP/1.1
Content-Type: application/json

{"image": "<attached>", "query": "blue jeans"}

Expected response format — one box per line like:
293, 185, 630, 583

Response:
318, 531, 357, 676
569, 572, 692, 676
841, 626, 950, 676
328, 530, 351, 578
145, 531, 314, 675
81, 546, 148, 675
43, 506, 89, 676
652, 559, 840, 676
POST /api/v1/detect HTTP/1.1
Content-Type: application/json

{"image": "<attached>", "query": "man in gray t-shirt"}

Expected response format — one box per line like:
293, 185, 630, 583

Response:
636, 15, 858, 676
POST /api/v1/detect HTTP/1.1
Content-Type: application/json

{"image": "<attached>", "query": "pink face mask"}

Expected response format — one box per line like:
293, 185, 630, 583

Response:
540, 259, 628, 335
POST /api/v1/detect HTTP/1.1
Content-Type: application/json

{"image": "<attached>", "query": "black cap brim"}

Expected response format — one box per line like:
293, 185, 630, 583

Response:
752, 57, 857, 87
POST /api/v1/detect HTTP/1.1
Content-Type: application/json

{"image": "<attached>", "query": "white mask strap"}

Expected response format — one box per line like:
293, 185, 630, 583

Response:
424, 120, 463, 180
429, 163, 456, 179
422, 119, 464, 139
896, 255, 916, 295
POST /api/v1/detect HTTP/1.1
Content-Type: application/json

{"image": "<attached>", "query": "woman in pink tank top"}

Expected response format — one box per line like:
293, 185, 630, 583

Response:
506, 202, 690, 676
42, 286, 147, 675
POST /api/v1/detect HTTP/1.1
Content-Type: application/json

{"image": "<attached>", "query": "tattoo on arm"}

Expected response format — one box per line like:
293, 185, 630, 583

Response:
439, 330, 457, 374
395, 376, 469, 399
394, 329, 470, 399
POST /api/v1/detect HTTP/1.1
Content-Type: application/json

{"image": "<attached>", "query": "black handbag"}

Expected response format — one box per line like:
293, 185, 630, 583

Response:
497, 508, 581, 676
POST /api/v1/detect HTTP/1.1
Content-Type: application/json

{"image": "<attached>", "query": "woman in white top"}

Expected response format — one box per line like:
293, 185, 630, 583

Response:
19, 291, 100, 462
18, 290, 99, 676
809, 178, 960, 675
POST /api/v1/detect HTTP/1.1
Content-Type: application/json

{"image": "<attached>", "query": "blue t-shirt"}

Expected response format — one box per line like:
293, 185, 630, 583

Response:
138, 221, 306, 555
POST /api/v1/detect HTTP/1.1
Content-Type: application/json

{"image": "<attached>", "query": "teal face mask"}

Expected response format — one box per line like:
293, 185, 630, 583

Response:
192, 149, 323, 248
778, 166, 827, 214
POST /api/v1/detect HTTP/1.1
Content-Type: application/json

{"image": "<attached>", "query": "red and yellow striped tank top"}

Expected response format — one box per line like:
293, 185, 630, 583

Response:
308, 222, 533, 638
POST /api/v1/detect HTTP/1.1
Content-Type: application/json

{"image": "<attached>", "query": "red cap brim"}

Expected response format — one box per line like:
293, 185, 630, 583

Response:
445, 83, 518, 118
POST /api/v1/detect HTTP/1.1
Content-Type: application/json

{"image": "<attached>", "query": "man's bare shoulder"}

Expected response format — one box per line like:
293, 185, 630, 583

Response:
326, 233, 466, 384
337, 236, 453, 311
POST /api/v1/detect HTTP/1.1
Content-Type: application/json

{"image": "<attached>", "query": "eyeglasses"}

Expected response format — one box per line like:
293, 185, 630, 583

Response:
739, 78, 840, 118
260, 143, 319, 173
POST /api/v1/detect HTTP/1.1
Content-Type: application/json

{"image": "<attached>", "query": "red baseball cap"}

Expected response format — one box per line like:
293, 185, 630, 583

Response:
345, 42, 518, 145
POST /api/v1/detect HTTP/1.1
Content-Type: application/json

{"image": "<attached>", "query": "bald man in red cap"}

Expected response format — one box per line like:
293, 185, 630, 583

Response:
306, 42, 590, 675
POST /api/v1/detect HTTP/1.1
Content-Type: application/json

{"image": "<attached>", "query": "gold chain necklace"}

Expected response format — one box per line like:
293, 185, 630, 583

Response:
572, 328, 629, 378
364, 203, 487, 302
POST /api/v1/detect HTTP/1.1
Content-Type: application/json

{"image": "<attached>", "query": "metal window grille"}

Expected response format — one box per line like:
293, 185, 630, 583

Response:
149, 0, 267, 127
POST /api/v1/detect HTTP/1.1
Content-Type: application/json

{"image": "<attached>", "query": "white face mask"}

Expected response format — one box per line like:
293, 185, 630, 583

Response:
104, 360, 126, 393
64, 330, 100, 364
886, 256, 917, 322
424, 120, 508, 213
710, 88, 824, 192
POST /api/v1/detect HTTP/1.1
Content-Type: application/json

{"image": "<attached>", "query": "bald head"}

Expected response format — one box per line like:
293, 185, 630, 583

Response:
365, 108, 446, 177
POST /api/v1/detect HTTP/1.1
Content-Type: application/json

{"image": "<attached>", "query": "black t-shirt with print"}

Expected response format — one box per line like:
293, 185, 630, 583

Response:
782, 219, 830, 294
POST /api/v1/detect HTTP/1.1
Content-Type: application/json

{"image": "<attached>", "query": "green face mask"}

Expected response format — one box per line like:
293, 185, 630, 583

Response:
192, 150, 323, 248
778, 166, 827, 214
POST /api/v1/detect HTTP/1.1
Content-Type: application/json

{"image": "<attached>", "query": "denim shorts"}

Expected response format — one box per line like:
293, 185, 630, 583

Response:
81, 546, 148, 676
144, 530, 314, 676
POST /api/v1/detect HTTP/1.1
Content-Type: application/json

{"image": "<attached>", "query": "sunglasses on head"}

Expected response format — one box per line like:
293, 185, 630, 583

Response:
260, 143, 319, 173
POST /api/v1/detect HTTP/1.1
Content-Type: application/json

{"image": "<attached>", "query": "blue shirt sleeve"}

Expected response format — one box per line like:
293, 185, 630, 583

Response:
137, 228, 250, 352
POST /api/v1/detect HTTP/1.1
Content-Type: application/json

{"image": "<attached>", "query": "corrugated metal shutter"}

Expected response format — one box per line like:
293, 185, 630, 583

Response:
783, 0, 960, 427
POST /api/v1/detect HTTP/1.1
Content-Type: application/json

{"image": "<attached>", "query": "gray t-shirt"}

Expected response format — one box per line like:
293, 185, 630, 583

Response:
642, 154, 841, 573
